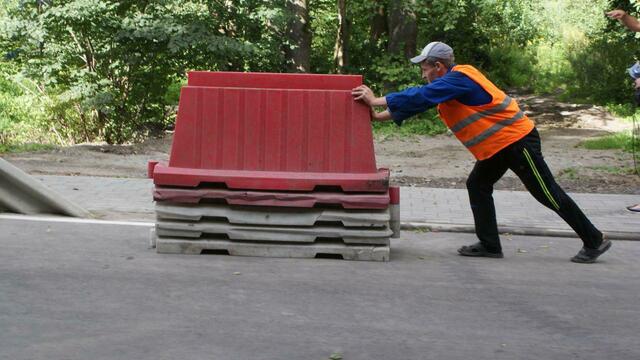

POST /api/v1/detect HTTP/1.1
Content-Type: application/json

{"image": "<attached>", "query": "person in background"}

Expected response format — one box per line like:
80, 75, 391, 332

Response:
352, 42, 612, 263
607, 8, 640, 212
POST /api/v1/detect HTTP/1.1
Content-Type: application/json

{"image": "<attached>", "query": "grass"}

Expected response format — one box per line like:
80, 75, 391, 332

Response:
558, 167, 579, 180
579, 132, 636, 152
0, 142, 56, 154
559, 165, 637, 179
586, 165, 637, 175
605, 103, 640, 123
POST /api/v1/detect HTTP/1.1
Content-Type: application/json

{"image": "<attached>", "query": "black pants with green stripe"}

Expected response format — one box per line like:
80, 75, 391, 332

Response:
466, 127, 602, 253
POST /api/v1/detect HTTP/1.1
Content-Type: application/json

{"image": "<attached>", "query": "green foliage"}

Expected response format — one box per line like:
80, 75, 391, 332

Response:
564, 34, 637, 104
484, 45, 537, 89
1, 0, 256, 144
606, 103, 640, 120
0, 0, 639, 147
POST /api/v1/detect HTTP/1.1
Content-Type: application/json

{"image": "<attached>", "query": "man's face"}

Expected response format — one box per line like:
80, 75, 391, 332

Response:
420, 61, 442, 83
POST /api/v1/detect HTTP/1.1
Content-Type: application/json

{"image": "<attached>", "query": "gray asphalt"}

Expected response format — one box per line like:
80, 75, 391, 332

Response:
1, 218, 639, 360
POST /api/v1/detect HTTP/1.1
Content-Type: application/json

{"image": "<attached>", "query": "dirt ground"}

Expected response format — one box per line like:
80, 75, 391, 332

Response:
4, 93, 640, 194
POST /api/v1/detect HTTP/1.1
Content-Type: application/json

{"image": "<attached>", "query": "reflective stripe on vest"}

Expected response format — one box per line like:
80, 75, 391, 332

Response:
449, 96, 513, 133
462, 110, 525, 148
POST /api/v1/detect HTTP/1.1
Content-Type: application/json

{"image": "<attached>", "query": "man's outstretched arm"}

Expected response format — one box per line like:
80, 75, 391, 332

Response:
607, 9, 640, 32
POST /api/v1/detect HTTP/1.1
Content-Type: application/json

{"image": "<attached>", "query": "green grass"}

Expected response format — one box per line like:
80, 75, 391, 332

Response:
586, 165, 637, 175
580, 132, 635, 152
0, 142, 56, 154
605, 103, 640, 122
558, 167, 579, 180
559, 165, 637, 178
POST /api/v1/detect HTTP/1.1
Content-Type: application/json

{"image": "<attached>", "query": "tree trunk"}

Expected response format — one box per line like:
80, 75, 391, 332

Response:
285, 0, 311, 73
387, 0, 417, 59
370, 0, 387, 46
333, 0, 350, 73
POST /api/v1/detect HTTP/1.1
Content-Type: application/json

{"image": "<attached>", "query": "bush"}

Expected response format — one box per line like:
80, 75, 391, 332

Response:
484, 44, 537, 89
564, 34, 638, 105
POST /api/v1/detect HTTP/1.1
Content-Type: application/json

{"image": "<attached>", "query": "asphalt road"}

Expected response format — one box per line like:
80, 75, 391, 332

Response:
1, 218, 639, 360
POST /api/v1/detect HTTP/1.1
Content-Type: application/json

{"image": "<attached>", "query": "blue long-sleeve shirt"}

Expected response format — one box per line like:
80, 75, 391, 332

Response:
386, 66, 492, 126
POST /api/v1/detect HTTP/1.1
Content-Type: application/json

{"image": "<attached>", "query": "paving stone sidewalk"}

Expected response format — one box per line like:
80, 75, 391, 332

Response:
35, 175, 640, 240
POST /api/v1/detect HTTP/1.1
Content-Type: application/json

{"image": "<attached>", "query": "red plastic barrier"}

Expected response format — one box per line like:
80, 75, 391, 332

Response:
147, 160, 158, 179
188, 71, 361, 90
389, 186, 400, 205
154, 71, 388, 192
153, 187, 391, 209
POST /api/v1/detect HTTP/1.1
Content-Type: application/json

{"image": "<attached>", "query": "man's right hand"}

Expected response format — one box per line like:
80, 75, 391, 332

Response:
351, 85, 376, 106
351, 85, 388, 107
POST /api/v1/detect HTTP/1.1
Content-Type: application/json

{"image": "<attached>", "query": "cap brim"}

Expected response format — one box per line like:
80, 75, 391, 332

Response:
410, 55, 427, 64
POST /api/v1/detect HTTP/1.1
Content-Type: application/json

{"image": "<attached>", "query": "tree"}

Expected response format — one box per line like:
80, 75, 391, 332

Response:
333, 0, 350, 73
387, 0, 417, 59
285, 0, 311, 72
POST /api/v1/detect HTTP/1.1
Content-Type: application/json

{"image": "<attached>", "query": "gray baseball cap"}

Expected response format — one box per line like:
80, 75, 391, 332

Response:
410, 42, 454, 64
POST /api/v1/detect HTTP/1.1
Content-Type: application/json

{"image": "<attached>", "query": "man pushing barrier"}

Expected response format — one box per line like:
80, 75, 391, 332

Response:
352, 42, 611, 263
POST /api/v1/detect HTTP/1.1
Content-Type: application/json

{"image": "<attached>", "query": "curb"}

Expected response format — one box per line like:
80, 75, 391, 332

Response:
401, 222, 640, 241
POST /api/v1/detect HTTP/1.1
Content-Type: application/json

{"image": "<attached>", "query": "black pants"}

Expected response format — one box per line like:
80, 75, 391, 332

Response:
466, 128, 602, 252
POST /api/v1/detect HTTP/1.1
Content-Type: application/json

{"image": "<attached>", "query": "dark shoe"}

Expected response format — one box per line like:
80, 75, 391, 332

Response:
458, 242, 504, 258
571, 239, 612, 264
627, 204, 640, 212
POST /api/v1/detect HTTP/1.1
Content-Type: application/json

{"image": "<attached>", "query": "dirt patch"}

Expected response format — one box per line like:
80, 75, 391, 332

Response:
3, 93, 639, 194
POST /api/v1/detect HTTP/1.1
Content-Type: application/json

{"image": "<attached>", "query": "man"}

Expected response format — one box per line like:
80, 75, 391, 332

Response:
606, 8, 640, 213
352, 41, 612, 263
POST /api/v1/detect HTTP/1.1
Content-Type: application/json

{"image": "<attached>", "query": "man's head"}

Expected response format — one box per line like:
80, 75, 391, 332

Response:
411, 42, 454, 83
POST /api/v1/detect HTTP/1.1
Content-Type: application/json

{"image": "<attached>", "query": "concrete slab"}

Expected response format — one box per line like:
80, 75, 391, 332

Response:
0, 158, 89, 217
155, 202, 390, 227
155, 237, 390, 261
155, 220, 392, 244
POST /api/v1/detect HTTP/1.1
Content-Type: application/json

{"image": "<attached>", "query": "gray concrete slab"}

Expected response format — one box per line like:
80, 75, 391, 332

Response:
155, 202, 390, 227
155, 234, 390, 261
155, 220, 392, 244
1, 218, 639, 360
0, 159, 89, 217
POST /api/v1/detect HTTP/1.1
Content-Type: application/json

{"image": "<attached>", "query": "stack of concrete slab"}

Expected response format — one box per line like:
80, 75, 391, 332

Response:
148, 71, 399, 261
150, 186, 399, 261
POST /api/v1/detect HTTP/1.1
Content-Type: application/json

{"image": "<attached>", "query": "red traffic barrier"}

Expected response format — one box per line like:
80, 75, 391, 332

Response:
188, 71, 361, 90
153, 71, 389, 192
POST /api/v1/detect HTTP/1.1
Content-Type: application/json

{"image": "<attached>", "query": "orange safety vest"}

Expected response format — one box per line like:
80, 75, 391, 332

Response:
437, 65, 534, 160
